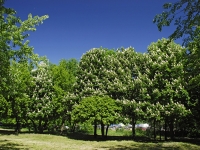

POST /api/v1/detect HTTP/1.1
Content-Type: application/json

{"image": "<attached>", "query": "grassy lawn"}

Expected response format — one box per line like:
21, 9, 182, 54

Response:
0, 134, 200, 150
0, 129, 200, 150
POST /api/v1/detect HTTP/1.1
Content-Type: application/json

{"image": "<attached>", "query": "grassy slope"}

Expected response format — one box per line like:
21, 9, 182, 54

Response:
0, 133, 200, 150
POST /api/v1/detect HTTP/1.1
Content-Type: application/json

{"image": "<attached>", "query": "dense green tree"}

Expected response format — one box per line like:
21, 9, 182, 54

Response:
0, 0, 48, 119
71, 96, 121, 137
8, 60, 33, 133
185, 28, 200, 136
153, 0, 200, 45
50, 59, 78, 127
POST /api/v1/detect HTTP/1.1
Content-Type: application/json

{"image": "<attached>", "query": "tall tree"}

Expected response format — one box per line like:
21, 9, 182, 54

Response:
8, 60, 32, 133
139, 38, 190, 139
116, 47, 149, 137
0, 0, 48, 119
185, 28, 200, 136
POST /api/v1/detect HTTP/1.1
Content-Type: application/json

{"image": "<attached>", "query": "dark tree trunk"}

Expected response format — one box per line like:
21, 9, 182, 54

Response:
131, 115, 136, 138
30, 118, 37, 133
101, 122, 105, 137
38, 119, 44, 133
15, 116, 20, 135
153, 118, 156, 140
94, 120, 97, 138
105, 125, 109, 137
71, 123, 76, 132
169, 118, 174, 140
159, 121, 161, 141
164, 117, 167, 141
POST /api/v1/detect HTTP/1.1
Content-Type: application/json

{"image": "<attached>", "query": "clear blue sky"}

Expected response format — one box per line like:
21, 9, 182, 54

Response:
5, 0, 179, 64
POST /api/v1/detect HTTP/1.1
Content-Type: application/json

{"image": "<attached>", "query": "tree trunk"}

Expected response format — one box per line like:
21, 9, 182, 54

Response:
105, 125, 109, 137
38, 119, 44, 133
169, 118, 174, 140
159, 121, 161, 141
101, 122, 105, 137
15, 116, 20, 135
30, 118, 37, 133
153, 118, 156, 140
94, 120, 97, 138
164, 117, 167, 141
71, 123, 76, 133
131, 115, 136, 138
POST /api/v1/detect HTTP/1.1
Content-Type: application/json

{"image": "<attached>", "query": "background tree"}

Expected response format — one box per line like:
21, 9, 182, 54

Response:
28, 60, 55, 133
50, 59, 78, 128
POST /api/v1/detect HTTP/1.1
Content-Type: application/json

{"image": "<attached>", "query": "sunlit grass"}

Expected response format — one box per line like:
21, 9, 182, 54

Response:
0, 132, 200, 150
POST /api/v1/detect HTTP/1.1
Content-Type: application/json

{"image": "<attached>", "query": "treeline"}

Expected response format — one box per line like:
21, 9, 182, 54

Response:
1, 0, 200, 140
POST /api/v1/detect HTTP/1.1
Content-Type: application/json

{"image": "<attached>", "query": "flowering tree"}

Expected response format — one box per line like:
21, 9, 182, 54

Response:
76, 47, 151, 137
139, 38, 190, 139
28, 60, 55, 133
115, 47, 151, 137
75, 48, 137, 136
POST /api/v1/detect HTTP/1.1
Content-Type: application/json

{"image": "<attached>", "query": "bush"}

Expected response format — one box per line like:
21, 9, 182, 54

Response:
77, 122, 93, 134
135, 128, 147, 137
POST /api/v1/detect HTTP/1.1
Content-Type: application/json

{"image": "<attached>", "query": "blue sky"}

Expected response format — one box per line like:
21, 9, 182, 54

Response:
5, 0, 179, 64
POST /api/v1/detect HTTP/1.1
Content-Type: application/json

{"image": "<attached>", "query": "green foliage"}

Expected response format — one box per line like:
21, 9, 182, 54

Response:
50, 59, 78, 126
72, 96, 121, 125
135, 128, 147, 137
153, 0, 200, 45
78, 122, 94, 134
8, 61, 32, 122
0, 1, 48, 121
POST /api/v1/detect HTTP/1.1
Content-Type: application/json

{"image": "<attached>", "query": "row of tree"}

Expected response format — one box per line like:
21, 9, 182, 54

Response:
1, 0, 200, 139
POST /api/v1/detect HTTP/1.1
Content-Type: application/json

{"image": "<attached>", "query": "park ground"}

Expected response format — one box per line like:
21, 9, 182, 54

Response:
1, 128, 200, 150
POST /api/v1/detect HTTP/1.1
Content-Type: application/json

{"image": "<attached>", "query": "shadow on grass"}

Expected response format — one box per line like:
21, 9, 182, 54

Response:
0, 140, 28, 150
173, 137, 200, 146
100, 143, 180, 150
66, 132, 151, 142
66, 132, 200, 149
0, 129, 15, 135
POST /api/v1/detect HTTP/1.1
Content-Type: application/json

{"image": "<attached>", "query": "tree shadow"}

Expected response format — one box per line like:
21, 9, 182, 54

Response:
66, 132, 151, 142
0, 129, 15, 135
0, 140, 29, 150
66, 132, 200, 149
173, 137, 200, 146
100, 143, 180, 150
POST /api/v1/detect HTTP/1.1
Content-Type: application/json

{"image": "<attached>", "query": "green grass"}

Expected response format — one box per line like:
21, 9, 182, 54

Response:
0, 131, 200, 150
